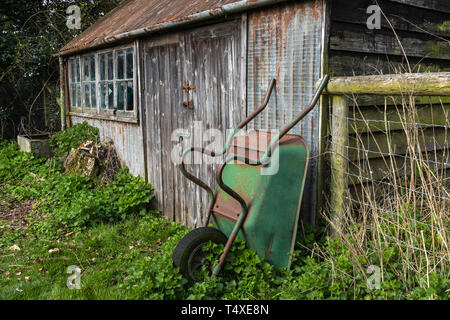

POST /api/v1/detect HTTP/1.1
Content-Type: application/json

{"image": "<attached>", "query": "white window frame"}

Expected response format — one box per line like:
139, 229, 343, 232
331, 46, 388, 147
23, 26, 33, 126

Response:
68, 57, 82, 111
67, 43, 138, 123
81, 54, 97, 115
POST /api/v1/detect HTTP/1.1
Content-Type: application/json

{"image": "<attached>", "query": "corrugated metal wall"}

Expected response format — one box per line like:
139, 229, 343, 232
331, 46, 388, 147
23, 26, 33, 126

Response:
247, 0, 324, 222
71, 116, 145, 178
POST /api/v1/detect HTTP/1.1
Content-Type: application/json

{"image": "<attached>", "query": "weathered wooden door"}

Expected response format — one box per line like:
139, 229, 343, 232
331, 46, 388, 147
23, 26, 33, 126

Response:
145, 19, 245, 227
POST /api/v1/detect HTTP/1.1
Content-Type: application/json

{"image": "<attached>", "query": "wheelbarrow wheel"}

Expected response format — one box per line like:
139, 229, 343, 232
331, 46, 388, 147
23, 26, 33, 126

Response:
172, 227, 228, 282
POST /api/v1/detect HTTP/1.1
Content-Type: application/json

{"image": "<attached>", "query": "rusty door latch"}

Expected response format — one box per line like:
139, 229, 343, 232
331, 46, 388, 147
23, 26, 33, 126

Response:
182, 82, 196, 109
183, 101, 194, 109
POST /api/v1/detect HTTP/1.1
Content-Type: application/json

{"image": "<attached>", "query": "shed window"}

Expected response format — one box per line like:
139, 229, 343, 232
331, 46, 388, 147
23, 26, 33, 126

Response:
115, 48, 134, 111
67, 46, 136, 121
68, 58, 81, 109
82, 55, 96, 109
98, 52, 114, 109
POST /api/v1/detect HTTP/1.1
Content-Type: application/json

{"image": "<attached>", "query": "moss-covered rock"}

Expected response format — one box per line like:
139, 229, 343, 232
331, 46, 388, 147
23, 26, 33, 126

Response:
64, 148, 99, 178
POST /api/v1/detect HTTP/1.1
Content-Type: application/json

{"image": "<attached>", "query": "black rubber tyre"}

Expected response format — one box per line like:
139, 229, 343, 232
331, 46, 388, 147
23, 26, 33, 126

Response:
172, 227, 228, 282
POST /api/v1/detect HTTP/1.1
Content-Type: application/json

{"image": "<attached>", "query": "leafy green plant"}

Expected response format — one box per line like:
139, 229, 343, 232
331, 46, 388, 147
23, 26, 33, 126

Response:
0, 138, 448, 300
49, 122, 99, 157
0, 139, 156, 238
33, 168, 155, 235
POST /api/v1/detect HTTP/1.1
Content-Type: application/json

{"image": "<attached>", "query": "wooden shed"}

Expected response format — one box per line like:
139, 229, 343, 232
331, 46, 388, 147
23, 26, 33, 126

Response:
58, 0, 450, 227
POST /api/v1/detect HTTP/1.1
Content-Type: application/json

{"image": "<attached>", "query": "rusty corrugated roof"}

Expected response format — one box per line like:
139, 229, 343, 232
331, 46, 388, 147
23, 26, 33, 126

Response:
59, 0, 250, 56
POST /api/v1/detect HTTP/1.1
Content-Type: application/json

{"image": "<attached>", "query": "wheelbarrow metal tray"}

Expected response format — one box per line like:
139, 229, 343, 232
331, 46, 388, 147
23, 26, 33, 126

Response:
211, 131, 309, 269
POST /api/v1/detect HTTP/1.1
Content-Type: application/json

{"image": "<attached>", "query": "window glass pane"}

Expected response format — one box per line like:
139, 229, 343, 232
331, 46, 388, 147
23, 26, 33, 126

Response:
107, 53, 113, 80
76, 84, 81, 107
71, 85, 76, 107
99, 54, 105, 81
90, 56, 96, 81
84, 58, 89, 82
99, 83, 106, 109
75, 59, 80, 82
126, 81, 134, 111
117, 50, 124, 80
108, 83, 114, 109
90, 83, 96, 108
84, 84, 90, 108
126, 48, 133, 79
70, 61, 74, 82
117, 82, 124, 110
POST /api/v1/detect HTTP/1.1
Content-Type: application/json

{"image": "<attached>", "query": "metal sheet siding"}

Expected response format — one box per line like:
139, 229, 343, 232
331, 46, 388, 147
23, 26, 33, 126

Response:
247, 0, 324, 222
60, 0, 278, 55
71, 116, 145, 178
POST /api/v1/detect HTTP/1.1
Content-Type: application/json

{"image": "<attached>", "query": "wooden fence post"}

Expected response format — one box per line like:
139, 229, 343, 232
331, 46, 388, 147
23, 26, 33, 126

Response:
330, 95, 349, 234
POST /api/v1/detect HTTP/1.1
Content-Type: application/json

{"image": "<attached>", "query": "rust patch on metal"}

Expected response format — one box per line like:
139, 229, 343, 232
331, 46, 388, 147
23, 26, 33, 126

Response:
265, 233, 275, 258
311, 1, 323, 21
213, 194, 241, 222
59, 0, 288, 56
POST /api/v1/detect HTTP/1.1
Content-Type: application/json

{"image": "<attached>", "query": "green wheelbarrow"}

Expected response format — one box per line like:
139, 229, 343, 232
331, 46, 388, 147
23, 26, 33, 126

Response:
173, 75, 330, 282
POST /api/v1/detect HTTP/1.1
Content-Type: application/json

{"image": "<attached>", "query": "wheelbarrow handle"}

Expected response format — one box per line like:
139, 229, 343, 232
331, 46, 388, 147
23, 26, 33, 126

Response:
216, 74, 330, 231
279, 74, 329, 137
179, 79, 277, 214
236, 78, 276, 129
254, 75, 330, 165
211, 75, 330, 275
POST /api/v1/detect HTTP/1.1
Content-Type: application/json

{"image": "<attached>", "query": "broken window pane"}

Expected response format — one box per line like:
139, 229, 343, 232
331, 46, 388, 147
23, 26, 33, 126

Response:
108, 83, 114, 109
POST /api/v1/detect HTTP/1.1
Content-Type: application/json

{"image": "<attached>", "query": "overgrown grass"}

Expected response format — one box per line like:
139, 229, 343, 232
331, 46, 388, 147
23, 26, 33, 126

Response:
325, 75, 450, 300
1, 122, 448, 300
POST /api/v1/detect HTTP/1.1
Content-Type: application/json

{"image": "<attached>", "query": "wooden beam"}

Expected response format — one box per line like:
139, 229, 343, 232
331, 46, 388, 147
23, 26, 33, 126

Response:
331, 0, 450, 37
326, 72, 450, 96
330, 95, 349, 233
348, 127, 449, 160
348, 149, 450, 184
348, 103, 450, 134
387, 0, 450, 14
330, 28, 450, 61
348, 95, 450, 107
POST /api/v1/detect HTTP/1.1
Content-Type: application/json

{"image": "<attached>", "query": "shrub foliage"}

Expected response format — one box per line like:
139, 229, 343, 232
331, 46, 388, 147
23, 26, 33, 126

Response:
0, 123, 448, 300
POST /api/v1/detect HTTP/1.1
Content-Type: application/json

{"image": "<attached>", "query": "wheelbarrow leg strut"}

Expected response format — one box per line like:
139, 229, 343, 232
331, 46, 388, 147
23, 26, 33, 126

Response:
212, 208, 248, 276
212, 155, 251, 277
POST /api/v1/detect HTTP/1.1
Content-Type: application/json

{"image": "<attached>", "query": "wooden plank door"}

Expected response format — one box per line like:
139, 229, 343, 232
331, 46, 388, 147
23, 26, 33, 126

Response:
145, 35, 186, 223
145, 19, 245, 227
183, 20, 245, 227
